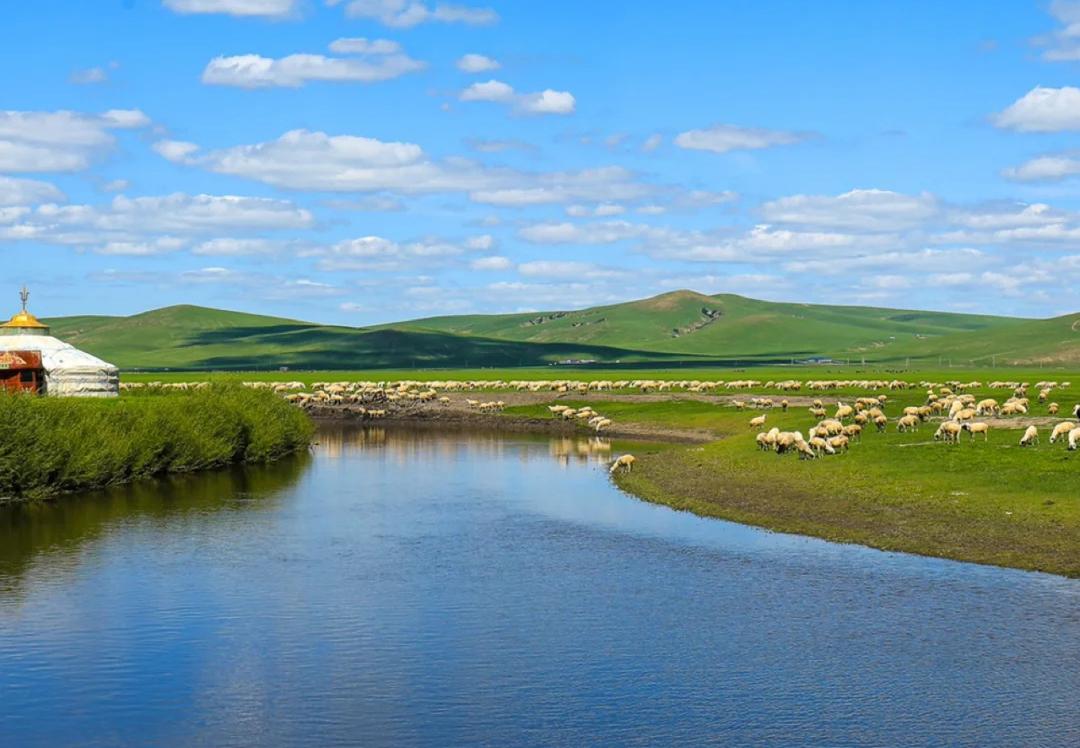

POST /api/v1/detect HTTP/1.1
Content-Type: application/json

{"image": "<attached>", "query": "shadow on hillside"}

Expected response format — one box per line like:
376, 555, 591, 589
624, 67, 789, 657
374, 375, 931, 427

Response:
177, 323, 323, 345
177, 326, 718, 370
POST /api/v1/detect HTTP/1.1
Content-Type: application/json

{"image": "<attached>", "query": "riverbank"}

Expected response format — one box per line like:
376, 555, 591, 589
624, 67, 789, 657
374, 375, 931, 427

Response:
0, 386, 313, 502
304, 390, 1079, 577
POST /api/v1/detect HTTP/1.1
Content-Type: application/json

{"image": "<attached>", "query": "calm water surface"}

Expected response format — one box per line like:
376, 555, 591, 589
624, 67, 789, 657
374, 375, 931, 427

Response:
1, 425, 1077, 747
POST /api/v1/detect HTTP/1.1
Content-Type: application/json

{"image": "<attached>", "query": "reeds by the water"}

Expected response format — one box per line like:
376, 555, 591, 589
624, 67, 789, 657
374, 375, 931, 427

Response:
0, 385, 313, 500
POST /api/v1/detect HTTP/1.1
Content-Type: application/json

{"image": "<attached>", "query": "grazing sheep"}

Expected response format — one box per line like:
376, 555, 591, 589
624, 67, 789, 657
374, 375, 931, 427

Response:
843, 423, 862, 441
835, 404, 854, 421
781, 399, 789, 412
1074, 404, 1080, 420
809, 436, 835, 455
1019, 425, 1039, 447
934, 421, 962, 443
897, 414, 920, 433
819, 418, 844, 436
1069, 427, 1080, 451
873, 414, 888, 432
1048, 403, 1059, 415
609, 454, 637, 474
828, 434, 849, 453
749, 414, 767, 428
756, 427, 781, 451
963, 422, 990, 441
1050, 422, 1076, 444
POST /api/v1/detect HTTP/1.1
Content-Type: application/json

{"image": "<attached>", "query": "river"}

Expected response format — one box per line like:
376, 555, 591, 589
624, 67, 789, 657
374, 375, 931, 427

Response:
1, 424, 1077, 747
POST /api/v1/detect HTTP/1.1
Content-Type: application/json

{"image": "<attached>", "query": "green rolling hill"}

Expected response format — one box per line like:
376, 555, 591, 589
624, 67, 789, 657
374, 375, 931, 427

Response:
36, 291, 1079, 371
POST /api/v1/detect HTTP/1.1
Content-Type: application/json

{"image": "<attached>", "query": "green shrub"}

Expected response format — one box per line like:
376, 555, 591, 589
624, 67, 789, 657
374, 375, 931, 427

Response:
0, 386, 313, 500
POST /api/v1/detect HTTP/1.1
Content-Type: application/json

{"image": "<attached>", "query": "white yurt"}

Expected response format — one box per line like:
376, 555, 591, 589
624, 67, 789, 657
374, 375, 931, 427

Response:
0, 288, 119, 397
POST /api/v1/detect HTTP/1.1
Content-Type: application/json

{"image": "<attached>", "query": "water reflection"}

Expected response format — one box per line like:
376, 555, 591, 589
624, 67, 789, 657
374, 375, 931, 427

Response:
0, 426, 1077, 747
315, 422, 615, 468
0, 454, 310, 596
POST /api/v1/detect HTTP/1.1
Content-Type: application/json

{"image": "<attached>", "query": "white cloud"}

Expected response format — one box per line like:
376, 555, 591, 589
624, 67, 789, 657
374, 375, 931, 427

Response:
97, 237, 187, 256
457, 53, 499, 73
470, 255, 511, 270
153, 140, 201, 161
1033, 1, 1080, 61
652, 224, 870, 262
329, 0, 498, 27
783, 248, 987, 276
192, 237, 299, 255
313, 234, 490, 271
202, 41, 424, 88
469, 167, 649, 206
466, 138, 535, 153
566, 203, 625, 217
674, 124, 808, 154
517, 260, 623, 279
460, 79, 575, 116
328, 37, 401, 54
464, 234, 494, 250
0, 193, 313, 254
70, 66, 109, 85
159, 129, 652, 205
642, 133, 663, 152
1002, 152, 1080, 181
992, 86, 1080, 132
517, 220, 653, 245
163, 0, 299, 18
760, 189, 938, 232
0, 176, 65, 206
946, 202, 1066, 230
0, 109, 150, 173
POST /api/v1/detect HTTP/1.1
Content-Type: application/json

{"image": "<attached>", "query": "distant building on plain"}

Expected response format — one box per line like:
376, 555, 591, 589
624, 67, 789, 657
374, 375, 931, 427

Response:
0, 288, 119, 397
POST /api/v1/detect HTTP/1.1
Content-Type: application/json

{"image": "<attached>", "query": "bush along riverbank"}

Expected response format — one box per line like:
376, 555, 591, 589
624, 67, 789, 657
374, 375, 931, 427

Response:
0, 386, 313, 501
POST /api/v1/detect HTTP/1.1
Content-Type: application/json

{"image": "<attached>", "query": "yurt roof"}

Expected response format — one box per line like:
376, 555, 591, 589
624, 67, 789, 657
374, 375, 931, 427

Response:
0, 334, 118, 373
1, 309, 49, 331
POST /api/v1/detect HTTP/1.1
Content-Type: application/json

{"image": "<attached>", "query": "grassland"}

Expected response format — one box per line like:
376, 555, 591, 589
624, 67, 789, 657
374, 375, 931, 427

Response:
43, 290, 1080, 370
502, 391, 1080, 577
107, 367, 1080, 575
0, 386, 313, 501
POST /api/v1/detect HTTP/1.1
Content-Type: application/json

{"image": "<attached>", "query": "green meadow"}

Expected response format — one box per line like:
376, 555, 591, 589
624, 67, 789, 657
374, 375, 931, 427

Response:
0, 386, 313, 501
508, 391, 1080, 577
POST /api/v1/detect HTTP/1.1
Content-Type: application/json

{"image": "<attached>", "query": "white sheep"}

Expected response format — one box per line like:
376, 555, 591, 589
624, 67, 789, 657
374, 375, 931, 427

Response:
1069, 428, 1080, 451
1050, 422, 1077, 444
610, 454, 637, 474
963, 422, 989, 441
934, 421, 962, 443
1019, 425, 1039, 447
897, 414, 920, 432
749, 414, 767, 428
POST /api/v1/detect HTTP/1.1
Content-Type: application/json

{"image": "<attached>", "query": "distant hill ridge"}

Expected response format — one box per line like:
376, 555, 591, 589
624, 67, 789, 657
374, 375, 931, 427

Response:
41, 290, 1080, 370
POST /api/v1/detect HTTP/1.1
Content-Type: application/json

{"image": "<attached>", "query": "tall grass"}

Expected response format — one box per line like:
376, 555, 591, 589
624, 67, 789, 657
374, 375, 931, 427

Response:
0, 385, 313, 500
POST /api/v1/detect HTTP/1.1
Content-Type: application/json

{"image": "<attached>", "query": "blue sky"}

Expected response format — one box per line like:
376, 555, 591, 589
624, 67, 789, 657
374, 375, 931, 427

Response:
4, 0, 1080, 324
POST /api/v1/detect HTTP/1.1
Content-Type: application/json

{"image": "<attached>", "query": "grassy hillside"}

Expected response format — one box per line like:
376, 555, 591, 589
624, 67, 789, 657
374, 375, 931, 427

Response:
44, 305, 680, 370
398, 290, 1023, 361
36, 292, 1079, 370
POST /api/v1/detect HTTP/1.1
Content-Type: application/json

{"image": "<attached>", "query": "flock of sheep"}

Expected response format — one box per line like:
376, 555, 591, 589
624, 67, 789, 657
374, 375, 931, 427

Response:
749, 383, 1080, 459
121, 376, 1080, 470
